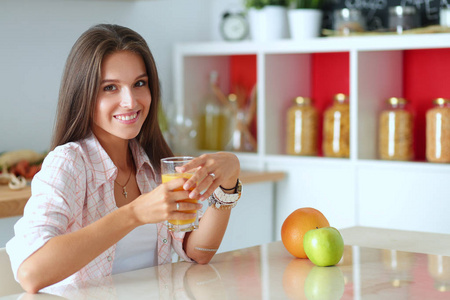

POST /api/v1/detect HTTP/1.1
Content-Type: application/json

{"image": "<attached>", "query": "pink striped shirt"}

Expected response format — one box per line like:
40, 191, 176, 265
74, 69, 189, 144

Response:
6, 133, 192, 291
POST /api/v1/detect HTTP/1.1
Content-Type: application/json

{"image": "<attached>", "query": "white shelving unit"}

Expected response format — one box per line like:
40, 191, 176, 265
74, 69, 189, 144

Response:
173, 33, 450, 243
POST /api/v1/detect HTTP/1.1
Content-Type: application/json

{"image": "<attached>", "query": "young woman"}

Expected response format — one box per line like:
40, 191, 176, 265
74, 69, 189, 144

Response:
6, 24, 241, 294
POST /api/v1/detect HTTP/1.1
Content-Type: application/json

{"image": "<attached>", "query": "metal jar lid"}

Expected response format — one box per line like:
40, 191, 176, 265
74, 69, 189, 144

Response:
389, 6, 416, 16
335, 8, 363, 19
387, 97, 408, 106
294, 96, 312, 105
432, 97, 450, 106
334, 93, 349, 103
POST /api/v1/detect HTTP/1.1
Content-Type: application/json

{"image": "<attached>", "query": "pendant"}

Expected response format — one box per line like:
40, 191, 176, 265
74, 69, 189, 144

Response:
122, 187, 128, 198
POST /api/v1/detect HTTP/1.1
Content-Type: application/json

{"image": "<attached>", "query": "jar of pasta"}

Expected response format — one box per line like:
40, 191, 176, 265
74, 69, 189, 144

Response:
426, 98, 450, 163
378, 97, 414, 161
286, 97, 318, 156
323, 93, 350, 158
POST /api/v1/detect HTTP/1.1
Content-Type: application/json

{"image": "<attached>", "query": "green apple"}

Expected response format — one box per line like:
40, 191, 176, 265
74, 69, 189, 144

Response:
304, 266, 345, 300
303, 227, 344, 267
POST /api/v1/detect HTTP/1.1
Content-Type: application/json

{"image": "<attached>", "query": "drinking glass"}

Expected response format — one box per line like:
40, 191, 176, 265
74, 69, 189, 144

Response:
161, 156, 199, 232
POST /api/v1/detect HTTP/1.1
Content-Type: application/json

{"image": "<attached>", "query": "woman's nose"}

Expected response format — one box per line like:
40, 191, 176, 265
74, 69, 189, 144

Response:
120, 88, 136, 108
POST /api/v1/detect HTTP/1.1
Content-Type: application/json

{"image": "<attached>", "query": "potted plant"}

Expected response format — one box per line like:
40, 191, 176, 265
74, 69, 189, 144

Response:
287, 0, 324, 39
244, 0, 290, 41
244, 0, 289, 9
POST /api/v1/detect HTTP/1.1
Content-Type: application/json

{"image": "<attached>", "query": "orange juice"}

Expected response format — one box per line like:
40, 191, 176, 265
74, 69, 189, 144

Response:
162, 173, 198, 225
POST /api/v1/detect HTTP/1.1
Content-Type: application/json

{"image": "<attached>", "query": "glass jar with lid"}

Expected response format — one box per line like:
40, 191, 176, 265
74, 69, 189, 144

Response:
286, 97, 318, 156
378, 97, 414, 161
388, 6, 420, 34
333, 9, 366, 36
426, 98, 450, 163
323, 93, 350, 158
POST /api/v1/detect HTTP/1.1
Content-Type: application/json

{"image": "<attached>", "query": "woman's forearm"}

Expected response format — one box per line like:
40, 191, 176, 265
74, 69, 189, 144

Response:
184, 172, 240, 264
17, 205, 139, 293
184, 206, 232, 264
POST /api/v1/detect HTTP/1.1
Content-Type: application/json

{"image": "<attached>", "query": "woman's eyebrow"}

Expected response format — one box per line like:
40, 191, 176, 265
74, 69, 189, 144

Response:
135, 73, 148, 79
100, 79, 119, 84
101, 73, 148, 84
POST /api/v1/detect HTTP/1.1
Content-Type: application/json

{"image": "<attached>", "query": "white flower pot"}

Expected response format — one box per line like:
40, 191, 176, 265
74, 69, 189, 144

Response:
288, 9, 323, 40
248, 6, 289, 41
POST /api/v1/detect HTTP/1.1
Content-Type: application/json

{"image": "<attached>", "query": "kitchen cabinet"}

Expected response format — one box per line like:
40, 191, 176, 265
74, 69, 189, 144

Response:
173, 33, 450, 238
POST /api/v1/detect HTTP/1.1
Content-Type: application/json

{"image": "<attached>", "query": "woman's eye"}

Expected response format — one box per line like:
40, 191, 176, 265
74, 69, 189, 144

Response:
104, 85, 117, 92
135, 80, 147, 87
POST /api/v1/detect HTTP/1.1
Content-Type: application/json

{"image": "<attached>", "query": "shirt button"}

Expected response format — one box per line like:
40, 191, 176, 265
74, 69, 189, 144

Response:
107, 256, 112, 262
163, 239, 168, 244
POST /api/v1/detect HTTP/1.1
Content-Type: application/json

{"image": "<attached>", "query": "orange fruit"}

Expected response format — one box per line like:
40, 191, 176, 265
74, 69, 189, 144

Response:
281, 207, 330, 258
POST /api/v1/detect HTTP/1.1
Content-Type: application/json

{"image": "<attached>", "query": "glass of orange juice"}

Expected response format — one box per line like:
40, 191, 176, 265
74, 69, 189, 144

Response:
161, 156, 199, 232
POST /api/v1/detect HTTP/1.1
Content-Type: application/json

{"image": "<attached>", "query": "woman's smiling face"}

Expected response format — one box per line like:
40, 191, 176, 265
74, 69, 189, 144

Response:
92, 50, 151, 142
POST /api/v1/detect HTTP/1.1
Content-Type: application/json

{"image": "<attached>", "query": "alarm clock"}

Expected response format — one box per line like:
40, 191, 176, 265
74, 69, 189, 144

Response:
220, 12, 249, 42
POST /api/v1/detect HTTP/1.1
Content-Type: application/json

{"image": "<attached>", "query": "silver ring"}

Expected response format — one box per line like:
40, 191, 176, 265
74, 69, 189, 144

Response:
209, 173, 216, 180
176, 202, 180, 211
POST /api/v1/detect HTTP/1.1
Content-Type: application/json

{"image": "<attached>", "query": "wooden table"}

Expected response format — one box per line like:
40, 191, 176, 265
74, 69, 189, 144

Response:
0, 170, 285, 218
3, 227, 450, 299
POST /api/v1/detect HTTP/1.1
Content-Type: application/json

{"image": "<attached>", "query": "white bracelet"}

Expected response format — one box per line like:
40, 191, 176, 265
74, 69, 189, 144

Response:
208, 180, 242, 210
208, 193, 238, 210
214, 187, 240, 204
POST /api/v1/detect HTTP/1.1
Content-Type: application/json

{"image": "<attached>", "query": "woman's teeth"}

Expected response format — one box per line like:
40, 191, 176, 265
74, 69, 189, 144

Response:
115, 113, 137, 121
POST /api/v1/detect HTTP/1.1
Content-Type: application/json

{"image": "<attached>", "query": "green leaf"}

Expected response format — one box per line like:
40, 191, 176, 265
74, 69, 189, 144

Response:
245, 0, 289, 9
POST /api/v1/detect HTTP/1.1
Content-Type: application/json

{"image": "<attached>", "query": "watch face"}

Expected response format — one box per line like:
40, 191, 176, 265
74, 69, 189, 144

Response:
221, 14, 249, 41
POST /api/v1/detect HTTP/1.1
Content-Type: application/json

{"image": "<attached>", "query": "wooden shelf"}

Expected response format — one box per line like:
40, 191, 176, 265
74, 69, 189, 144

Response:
0, 171, 285, 219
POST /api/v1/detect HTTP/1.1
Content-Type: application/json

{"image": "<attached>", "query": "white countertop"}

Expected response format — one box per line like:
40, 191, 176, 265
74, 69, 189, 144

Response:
2, 226, 450, 299
340, 226, 450, 256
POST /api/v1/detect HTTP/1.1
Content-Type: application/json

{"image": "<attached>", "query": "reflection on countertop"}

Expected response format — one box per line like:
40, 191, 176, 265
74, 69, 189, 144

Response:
3, 239, 450, 299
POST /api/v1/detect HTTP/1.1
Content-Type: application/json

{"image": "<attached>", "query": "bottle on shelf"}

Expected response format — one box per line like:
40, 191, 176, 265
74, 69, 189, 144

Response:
286, 96, 318, 156
323, 93, 350, 158
378, 97, 414, 161
428, 254, 450, 292
197, 71, 230, 151
426, 98, 450, 163
226, 85, 257, 152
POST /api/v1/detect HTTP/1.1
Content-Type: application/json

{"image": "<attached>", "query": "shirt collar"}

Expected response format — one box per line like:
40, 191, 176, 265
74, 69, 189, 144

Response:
83, 133, 116, 188
129, 138, 156, 179
84, 133, 156, 187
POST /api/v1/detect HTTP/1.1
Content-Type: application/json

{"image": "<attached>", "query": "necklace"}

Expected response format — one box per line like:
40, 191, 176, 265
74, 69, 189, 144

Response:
114, 168, 132, 198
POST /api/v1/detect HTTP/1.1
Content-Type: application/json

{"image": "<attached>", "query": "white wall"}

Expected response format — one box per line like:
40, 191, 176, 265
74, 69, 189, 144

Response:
0, 0, 212, 152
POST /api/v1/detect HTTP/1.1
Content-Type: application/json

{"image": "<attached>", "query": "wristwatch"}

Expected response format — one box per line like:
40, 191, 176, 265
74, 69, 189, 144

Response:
216, 179, 242, 202
208, 179, 242, 209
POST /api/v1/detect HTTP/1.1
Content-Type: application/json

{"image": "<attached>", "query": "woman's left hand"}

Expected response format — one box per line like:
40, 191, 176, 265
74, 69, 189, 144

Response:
176, 152, 240, 201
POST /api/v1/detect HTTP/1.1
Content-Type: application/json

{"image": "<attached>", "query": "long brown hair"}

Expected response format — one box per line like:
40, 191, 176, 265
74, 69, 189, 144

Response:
51, 24, 172, 174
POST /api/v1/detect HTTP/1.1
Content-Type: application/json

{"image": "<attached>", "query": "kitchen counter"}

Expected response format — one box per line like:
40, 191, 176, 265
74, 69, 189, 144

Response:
0, 186, 30, 218
0, 170, 285, 218
340, 226, 450, 256
2, 226, 450, 299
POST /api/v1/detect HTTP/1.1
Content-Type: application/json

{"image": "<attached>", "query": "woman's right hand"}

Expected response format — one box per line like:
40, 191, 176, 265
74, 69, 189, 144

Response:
129, 177, 202, 225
